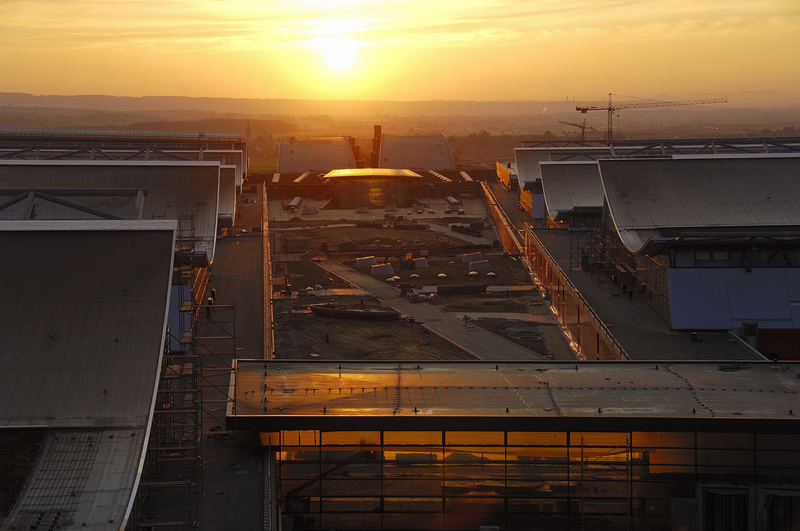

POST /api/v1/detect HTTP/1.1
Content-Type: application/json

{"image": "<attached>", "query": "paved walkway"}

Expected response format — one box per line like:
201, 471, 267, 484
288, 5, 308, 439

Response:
317, 260, 546, 361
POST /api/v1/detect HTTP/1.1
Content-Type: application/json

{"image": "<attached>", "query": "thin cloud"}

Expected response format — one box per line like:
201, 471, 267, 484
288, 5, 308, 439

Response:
1, 0, 798, 52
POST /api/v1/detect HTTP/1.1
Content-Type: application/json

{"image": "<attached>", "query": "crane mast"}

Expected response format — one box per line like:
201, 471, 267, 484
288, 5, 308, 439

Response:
577, 93, 727, 141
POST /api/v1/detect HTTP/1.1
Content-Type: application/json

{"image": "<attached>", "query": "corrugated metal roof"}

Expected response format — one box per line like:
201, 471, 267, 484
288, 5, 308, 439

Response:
0, 160, 220, 260
0, 220, 175, 530
0, 220, 175, 428
540, 161, 603, 219
202, 150, 245, 188
379, 134, 456, 171
277, 136, 356, 173
599, 155, 800, 252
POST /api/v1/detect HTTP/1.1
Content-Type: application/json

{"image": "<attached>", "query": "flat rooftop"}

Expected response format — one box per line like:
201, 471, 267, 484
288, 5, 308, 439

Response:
531, 225, 758, 361
228, 360, 800, 432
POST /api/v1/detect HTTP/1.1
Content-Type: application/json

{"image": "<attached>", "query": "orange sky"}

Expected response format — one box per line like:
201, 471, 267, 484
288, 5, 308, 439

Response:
2, 0, 799, 104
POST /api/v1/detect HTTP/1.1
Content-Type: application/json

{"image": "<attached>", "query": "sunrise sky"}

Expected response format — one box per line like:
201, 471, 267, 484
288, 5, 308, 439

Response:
2, 0, 799, 103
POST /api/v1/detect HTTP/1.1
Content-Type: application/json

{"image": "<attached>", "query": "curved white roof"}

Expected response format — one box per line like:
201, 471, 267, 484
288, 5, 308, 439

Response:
379, 134, 455, 171
599, 155, 800, 252
202, 150, 245, 188
540, 161, 603, 219
515, 147, 609, 187
0, 160, 220, 260
277, 136, 355, 173
0, 220, 175, 529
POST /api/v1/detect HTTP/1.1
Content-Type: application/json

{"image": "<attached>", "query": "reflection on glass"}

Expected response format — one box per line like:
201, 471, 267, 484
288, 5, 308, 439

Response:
274, 429, 800, 530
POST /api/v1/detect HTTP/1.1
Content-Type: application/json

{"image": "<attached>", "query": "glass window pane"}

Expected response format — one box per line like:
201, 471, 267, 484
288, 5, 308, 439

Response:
445, 431, 504, 445
571, 432, 629, 447
383, 431, 442, 445
321, 430, 380, 445
280, 430, 319, 446
632, 431, 694, 448
507, 431, 566, 446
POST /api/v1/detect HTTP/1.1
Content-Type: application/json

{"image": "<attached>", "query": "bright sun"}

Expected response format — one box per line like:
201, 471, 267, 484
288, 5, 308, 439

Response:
311, 36, 360, 71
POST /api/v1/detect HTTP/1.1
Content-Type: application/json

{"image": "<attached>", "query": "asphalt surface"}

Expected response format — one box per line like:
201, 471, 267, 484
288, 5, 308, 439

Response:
197, 185, 266, 530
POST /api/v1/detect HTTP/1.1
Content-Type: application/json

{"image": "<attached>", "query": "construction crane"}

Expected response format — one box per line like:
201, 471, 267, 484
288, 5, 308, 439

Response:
558, 118, 595, 141
577, 93, 727, 141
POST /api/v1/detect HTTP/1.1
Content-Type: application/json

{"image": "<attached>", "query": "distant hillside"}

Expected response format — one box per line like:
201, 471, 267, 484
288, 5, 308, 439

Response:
6, 91, 794, 116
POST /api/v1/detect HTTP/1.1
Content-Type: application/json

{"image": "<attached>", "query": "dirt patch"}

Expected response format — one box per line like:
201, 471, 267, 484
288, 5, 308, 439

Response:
430, 292, 531, 313
272, 225, 473, 250
274, 261, 351, 290
274, 297, 473, 361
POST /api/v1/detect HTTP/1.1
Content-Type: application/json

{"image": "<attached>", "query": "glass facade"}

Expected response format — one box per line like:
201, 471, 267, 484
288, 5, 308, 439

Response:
264, 429, 800, 531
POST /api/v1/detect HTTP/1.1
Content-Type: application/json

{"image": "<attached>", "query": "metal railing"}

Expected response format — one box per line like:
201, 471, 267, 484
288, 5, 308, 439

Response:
524, 226, 630, 360
263, 184, 275, 359
481, 181, 524, 254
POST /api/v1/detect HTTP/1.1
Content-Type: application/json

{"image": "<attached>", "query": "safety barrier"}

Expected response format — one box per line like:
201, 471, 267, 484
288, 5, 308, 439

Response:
524, 226, 630, 360
263, 184, 276, 359
481, 182, 523, 254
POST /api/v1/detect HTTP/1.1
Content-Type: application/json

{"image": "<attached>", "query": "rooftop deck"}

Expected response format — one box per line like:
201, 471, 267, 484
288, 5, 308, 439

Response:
228, 360, 800, 432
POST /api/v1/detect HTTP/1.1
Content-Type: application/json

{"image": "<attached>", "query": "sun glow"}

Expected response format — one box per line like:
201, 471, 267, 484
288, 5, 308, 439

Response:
311, 36, 361, 71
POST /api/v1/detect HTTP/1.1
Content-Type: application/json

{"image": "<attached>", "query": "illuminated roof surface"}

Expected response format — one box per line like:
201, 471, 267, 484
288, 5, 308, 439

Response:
230, 361, 800, 429
323, 168, 423, 180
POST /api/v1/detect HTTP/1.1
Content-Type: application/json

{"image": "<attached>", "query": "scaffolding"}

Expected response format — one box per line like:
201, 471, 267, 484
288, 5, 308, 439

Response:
129, 213, 237, 529
573, 228, 670, 321
132, 280, 201, 528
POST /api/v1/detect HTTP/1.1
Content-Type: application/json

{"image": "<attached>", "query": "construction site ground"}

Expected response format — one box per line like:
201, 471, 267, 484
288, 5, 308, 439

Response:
267, 197, 488, 223
427, 290, 574, 360
271, 224, 476, 252
367, 254, 531, 288
273, 296, 474, 361
272, 260, 351, 291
